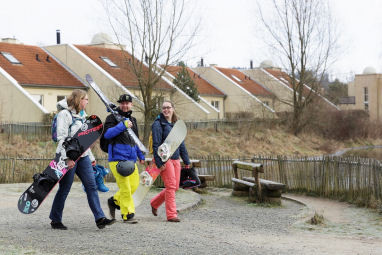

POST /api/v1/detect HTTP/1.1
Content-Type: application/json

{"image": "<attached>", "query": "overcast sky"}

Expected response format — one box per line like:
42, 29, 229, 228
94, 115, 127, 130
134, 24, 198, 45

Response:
0, 0, 381, 82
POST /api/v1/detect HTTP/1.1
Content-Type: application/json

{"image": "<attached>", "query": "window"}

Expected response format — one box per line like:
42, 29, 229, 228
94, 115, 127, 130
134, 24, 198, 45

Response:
365, 103, 369, 112
211, 100, 219, 110
1, 52, 21, 64
364, 87, 368, 102
31, 94, 43, 105
100, 56, 118, 67
57, 95, 66, 102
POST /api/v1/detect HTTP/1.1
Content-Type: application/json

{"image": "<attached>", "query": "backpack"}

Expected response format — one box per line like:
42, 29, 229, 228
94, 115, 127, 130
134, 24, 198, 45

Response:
51, 109, 75, 142
149, 132, 153, 154
99, 133, 109, 153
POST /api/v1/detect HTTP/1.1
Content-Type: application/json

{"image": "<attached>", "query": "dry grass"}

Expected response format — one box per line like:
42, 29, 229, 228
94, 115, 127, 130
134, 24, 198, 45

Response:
308, 211, 325, 225
1, 124, 382, 158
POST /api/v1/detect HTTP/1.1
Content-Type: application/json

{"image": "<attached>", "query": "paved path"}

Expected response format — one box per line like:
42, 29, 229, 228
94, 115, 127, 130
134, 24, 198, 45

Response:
1, 184, 382, 254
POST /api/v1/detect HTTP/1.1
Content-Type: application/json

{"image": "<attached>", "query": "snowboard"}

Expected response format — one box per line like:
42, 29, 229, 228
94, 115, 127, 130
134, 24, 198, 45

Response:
18, 115, 103, 214
85, 74, 148, 153
133, 120, 187, 207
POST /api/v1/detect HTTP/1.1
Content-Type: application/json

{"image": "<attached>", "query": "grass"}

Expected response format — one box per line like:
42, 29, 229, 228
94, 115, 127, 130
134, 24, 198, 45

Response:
308, 211, 325, 225
2, 124, 382, 158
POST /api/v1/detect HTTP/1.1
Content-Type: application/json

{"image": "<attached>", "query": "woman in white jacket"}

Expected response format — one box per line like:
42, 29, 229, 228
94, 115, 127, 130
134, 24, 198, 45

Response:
49, 89, 115, 230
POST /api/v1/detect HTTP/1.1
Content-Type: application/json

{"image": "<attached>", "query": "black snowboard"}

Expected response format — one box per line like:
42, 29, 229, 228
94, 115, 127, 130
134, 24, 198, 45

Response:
18, 115, 103, 214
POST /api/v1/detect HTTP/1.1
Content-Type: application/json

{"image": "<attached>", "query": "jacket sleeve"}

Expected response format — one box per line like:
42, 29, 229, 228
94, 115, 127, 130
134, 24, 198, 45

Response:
135, 145, 145, 161
179, 141, 191, 166
131, 116, 139, 138
152, 121, 164, 168
104, 119, 126, 139
56, 110, 73, 160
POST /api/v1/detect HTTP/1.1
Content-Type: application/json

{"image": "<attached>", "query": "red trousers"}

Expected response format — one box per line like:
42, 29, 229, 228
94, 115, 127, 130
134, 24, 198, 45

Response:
150, 159, 181, 220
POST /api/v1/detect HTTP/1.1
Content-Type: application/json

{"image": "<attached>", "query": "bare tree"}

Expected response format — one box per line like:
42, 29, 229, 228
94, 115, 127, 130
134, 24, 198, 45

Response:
258, 0, 338, 135
104, 0, 199, 144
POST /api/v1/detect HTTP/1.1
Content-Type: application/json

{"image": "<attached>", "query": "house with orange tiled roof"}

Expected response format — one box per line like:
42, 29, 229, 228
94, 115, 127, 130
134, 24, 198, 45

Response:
243, 61, 339, 112
0, 39, 86, 122
44, 41, 213, 122
193, 65, 276, 118
165, 65, 225, 119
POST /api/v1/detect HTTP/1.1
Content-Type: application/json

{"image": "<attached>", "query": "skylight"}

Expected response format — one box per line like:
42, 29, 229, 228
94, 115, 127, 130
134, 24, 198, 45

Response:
1, 52, 21, 64
100, 56, 118, 67
231, 74, 242, 82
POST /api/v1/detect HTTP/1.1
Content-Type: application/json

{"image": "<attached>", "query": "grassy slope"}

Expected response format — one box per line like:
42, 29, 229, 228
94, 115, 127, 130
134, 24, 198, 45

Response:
1, 125, 381, 158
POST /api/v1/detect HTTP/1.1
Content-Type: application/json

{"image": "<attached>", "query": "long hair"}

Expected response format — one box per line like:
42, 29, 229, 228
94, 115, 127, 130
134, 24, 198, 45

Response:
67, 89, 87, 113
163, 100, 178, 123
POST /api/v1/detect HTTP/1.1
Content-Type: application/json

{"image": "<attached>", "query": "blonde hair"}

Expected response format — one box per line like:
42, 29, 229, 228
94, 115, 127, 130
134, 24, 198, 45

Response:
67, 89, 87, 113
162, 100, 178, 123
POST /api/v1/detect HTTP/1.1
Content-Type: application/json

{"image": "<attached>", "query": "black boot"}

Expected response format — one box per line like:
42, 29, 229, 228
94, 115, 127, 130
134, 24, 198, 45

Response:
51, 221, 68, 230
122, 213, 138, 224
96, 217, 116, 229
107, 197, 117, 219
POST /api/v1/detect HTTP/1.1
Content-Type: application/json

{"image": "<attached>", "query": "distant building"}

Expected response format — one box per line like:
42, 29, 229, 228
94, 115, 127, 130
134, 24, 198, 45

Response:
193, 65, 276, 119
0, 39, 85, 122
165, 65, 225, 119
345, 66, 382, 121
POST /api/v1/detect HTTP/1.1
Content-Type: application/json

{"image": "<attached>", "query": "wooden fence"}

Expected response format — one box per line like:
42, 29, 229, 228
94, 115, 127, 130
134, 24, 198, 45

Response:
1, 155, 381, 207
0, 122, 51, 142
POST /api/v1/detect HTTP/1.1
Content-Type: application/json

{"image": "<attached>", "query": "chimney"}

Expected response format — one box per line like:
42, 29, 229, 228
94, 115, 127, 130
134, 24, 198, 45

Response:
201, 58, 204, 67
56, 29, 61, 44
1, 38, 21, 44
250, 60, 253, 69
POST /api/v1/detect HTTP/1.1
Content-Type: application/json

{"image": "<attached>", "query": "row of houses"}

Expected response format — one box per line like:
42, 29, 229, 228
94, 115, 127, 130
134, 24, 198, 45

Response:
0, 34, 339, 124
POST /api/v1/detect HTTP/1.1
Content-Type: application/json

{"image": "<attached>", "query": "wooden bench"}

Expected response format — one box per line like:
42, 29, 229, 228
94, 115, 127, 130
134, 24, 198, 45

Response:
231, 161, 285, 205
197, 174, 215, 188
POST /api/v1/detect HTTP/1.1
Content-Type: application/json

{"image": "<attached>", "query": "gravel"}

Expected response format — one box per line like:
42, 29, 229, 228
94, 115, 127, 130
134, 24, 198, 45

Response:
0, 183, 304, 255
3, 183, 381, 254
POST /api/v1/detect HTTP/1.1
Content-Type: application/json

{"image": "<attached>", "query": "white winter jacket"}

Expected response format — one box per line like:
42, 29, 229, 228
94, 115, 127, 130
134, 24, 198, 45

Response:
55, 99, 95, 162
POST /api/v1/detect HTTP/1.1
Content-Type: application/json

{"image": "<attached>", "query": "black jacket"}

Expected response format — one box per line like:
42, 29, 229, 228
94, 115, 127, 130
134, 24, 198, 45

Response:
104, 108, 139, 146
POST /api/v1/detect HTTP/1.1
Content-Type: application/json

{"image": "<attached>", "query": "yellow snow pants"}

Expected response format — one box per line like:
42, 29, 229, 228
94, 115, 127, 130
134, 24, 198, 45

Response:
109, 161, 139, 220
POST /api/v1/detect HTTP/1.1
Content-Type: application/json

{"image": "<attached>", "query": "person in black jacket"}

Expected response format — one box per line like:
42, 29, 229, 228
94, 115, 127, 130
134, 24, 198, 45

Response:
103, 94, 145, 223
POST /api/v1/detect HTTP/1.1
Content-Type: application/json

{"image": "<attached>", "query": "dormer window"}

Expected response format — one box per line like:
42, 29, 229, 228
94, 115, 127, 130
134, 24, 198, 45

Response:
231, 75, 241, 82
100, 56, 118, 67
1, 52, 21, 64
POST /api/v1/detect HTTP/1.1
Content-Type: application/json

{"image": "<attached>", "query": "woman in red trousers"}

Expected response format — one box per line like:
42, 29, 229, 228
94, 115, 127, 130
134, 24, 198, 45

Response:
150, 100, 191, 222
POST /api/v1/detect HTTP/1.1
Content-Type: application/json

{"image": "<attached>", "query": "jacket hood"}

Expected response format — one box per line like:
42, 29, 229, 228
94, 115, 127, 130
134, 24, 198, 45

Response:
56, 98, 68, 111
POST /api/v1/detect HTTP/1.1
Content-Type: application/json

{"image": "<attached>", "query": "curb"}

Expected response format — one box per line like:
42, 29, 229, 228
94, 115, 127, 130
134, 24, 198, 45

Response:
281, 194, 307, 207
178, 191, 204, 213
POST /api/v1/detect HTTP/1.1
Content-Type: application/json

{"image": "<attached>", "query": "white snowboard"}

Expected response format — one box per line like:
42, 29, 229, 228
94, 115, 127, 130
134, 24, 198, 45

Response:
133, 120, 187, 207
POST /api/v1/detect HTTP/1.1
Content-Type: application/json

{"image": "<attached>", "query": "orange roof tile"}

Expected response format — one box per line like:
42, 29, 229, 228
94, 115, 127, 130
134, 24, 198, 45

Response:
264, 68, 293, 88
0, 43, 84, 87
216, 67, 273, 96
166, 66, 224, 96
75, 45, 171, 89
264, 68, 311, 95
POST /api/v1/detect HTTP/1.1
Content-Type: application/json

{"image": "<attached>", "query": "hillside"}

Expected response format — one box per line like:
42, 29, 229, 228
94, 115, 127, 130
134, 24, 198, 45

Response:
0, 124, 380, 158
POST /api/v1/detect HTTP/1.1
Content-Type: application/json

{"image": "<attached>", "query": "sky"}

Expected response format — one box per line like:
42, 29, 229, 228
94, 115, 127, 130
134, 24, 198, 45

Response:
0, 0, 381, 82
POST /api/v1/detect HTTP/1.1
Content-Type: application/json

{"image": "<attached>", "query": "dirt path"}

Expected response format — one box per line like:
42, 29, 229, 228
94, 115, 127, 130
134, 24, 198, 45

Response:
1, 185, 382, 254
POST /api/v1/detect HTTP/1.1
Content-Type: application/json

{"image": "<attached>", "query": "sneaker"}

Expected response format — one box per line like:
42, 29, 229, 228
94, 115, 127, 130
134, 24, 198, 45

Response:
122, 213, 138, 224
96, 217, 116, 229
50, 221, 68, 230
107, 197, 116, 219
167, 217, 180, 222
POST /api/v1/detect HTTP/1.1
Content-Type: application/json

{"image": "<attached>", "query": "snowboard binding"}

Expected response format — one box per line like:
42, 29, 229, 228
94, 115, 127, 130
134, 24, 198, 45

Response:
63, 137, 84, 161
33, 173, 57, 192
158, 143, 171, 162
